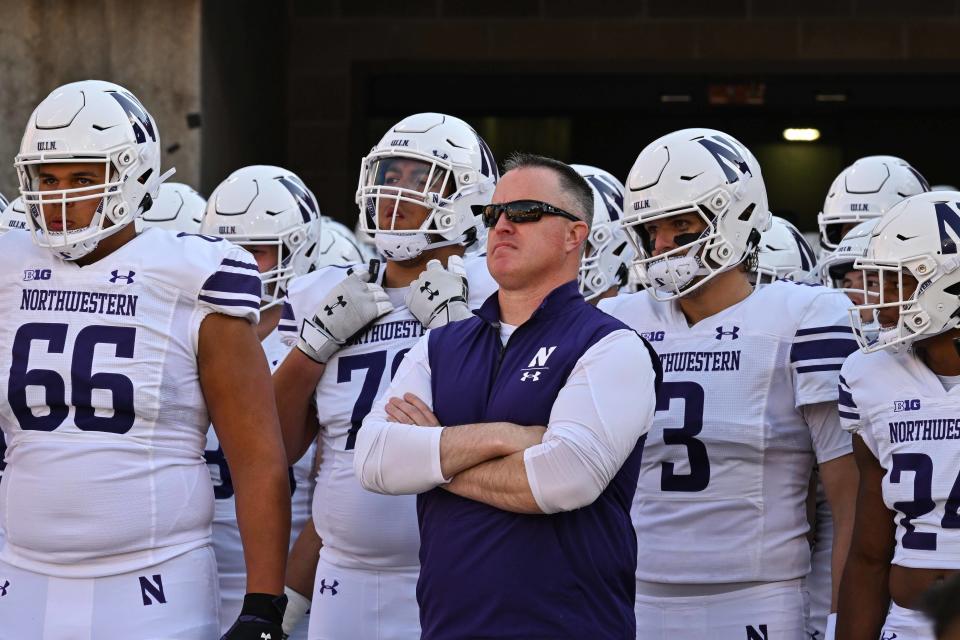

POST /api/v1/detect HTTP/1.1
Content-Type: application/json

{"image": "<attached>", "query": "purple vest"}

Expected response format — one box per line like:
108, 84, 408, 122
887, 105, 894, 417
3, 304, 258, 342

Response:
419, 281, 657, 640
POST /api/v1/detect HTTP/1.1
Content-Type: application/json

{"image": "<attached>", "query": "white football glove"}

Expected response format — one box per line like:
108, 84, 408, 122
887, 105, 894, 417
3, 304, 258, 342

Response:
298, 260, 394, 364
405, 255, 473, 330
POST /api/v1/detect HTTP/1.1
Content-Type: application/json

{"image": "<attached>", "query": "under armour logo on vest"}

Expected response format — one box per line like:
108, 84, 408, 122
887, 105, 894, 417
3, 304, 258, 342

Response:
260, 633, 273, 640
324, 296, 347, 315
318, 579, 339, 595
420, 281, 439, 301
109, 270, 136, 284
0, 580, 8, 596
715, 325, 739, 340
520, 371, 542, 382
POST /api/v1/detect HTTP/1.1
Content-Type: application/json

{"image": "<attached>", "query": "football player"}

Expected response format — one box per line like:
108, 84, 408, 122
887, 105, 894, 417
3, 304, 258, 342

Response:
752, 216, 817, 286
201, 165, 328, 639
273, 113, 499, 640
599, 129, 859, 638
837, 191, 960, 640
137, 182, 206, 233
808, 158, 928, 638
0, 81, 290, 639
571, 164, 635, 303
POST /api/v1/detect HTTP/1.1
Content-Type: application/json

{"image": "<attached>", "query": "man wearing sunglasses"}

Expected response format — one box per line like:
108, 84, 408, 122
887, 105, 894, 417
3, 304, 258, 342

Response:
353, 152, 661, 639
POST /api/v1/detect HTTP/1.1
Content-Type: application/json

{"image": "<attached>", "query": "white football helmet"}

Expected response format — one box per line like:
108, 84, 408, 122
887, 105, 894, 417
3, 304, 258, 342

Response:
0, 197, 29, 233
356, 113, 497, 261
15, 80, 171, 260
313, 221, 367, 269
622, 128, 771, 300
753, 216, 817, 286
570, 164, 635, 300
818, 155, 928, 251
849, 192, 960, 353
137, 182, 205, 233
202, 165, 321, 310
817, 218, 881, 291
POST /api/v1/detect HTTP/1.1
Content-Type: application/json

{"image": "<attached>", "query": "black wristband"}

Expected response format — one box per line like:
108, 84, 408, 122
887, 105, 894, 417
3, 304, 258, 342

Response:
239, 592, 287, 625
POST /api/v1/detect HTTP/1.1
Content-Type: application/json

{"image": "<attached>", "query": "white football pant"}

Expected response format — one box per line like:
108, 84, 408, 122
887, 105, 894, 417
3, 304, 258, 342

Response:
0, 545, 219, 639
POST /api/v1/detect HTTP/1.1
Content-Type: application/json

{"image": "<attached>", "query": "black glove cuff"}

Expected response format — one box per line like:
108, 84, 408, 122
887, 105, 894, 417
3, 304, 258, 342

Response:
240, 592, 287, 625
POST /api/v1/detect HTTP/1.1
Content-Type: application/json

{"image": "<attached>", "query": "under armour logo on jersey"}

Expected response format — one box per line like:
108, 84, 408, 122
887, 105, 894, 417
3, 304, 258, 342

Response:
520, 371, 542, 382
715, 326, 740, 340
0, 580, 9, 596
318, 579, 339, 595
324, 296, 347, 315
880, 633, 897, 640
109, 270, 136, 284
260, 634, 273, 640
420, 281, 440, 301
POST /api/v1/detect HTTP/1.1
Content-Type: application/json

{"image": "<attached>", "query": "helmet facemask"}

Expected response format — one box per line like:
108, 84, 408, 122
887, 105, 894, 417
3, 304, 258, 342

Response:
848, 255, 959, 353
357, 152, 478, 261
578, 223, 631, 301
16, 152, 144, 261
626, 189, 758, 301
236, 225, 315, 310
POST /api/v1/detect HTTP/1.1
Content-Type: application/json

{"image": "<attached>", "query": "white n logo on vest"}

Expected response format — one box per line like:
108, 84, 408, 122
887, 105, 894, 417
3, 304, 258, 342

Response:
527, 346, 557, 369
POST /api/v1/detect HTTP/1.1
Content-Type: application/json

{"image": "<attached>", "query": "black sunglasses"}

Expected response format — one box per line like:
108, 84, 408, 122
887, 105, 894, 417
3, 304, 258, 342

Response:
471, 200, 583, 229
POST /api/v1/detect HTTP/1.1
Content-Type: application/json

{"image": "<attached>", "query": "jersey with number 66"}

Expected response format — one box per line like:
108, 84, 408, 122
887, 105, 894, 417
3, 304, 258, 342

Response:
840, 348, 960, 569
599, 281, 856, 583
279, 256, 496, 570
0, 228, 261, 578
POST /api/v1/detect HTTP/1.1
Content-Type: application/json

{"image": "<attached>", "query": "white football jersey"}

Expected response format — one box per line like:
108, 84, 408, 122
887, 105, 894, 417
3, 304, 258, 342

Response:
840, 348, 960, 569
0, 228, 261, 578
600, 281, 855, 583
279, 256, 497, 570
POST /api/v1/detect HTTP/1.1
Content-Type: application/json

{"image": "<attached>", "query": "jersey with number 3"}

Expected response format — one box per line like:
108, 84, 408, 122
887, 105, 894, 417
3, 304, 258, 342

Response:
280, 257, 496, 570
0, 228, 261, 578
599, 281, 856, 583
840, 348, 960, 569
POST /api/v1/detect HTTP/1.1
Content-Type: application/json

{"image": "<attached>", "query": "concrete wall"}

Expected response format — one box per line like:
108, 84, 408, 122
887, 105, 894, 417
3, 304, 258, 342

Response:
0, 0, 201, 200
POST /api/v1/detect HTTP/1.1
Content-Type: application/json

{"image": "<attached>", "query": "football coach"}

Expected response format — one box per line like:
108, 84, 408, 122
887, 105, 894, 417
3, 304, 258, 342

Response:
353, 152, 661, 639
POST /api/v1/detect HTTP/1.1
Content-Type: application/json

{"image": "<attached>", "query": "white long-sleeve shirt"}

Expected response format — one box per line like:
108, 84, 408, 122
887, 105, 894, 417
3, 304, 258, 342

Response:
354, 327, 657, 514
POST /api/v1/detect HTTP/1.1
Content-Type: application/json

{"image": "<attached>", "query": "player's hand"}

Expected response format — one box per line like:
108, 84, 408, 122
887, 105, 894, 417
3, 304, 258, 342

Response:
297, 260, 394, 364
220, 592, 287, 640
405, 256, 472, 329
386, 393, 440, 426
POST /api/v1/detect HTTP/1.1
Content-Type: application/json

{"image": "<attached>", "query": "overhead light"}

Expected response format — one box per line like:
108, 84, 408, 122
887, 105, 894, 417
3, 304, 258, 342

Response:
815, 93, 847, 103
783, 128, 820, 142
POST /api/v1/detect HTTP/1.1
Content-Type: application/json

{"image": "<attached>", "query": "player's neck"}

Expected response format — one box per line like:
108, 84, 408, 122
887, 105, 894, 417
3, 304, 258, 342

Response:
382, 245, 464, 289
676, 267, 754, 326
73, 224, 138, 267
257, 305, 282, 341
917, 329, 960, 376
588, 286, 620, 306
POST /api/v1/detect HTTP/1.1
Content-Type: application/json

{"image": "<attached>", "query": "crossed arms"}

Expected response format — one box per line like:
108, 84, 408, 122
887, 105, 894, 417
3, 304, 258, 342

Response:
353, 329, 658, 514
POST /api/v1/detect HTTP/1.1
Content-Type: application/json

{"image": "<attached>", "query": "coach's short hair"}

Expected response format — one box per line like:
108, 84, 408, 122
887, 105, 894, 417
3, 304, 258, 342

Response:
502, 152, 594, 230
